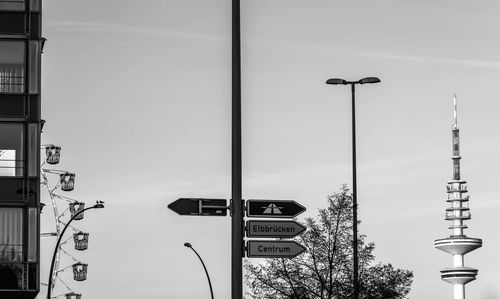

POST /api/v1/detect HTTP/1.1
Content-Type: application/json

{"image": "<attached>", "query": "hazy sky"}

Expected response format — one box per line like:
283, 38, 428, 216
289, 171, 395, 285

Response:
38, 0, 500, 298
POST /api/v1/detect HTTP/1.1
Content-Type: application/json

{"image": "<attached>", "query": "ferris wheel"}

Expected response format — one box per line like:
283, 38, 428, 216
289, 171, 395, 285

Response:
39, 144, 91, 299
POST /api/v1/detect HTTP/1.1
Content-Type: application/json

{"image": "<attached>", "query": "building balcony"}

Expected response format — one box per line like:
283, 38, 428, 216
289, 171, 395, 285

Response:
0, 69, 25, 94
440, 267, 478, 285
434, 237, 482, 255
447, 185, 468, 193
446, 207, 469, 217
447, 194, 469, 202
448, 224, 468, 230
445, 211, 471, 220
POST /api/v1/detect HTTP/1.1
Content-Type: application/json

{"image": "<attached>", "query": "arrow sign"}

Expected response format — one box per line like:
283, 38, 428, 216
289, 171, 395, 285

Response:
246, 220, 306, 238
246, 200, 306, 218
247, 240, 306, 258
168, 198, 227, 216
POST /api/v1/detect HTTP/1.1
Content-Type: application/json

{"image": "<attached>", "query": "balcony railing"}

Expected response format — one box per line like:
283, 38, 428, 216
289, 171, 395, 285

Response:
445, 211, 471, 220
447, 184, 467, 192
0, 67, 25, 94
0, 0, 25, 11
0, 0, 41, 11
447, 194, 469, 201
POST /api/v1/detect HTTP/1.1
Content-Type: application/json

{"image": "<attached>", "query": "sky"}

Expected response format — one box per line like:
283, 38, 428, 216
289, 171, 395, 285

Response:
37, 0, 500, 298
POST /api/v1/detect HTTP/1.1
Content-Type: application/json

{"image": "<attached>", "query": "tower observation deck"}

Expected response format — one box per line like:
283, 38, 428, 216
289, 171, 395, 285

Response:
434, 95, 482, 299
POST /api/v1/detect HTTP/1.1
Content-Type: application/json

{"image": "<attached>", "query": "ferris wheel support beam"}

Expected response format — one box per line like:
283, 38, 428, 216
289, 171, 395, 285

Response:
46, 202, 104, 299
41, 168, 63, 291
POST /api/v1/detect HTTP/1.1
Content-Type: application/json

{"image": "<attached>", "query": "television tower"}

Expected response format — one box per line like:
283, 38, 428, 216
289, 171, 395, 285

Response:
434, 95, 482, 299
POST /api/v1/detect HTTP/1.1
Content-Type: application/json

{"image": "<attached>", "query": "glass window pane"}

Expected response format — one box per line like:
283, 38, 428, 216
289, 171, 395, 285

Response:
30, 12, 40, 38
28, 262, 37, 290
29, 0, 40, 11
0, 123, 24, 176
29, 41, 40, 94
28, 208, 37, 262
0, 178, 24, 200
28, 124, 37, 176
0, 0, 25, 11
0, 207, 23, 257
0, 207, 24, 290
0, 94, 24, 117
0, 41, 25, 94
0, 12, 25, 34
0, 150, 16, 176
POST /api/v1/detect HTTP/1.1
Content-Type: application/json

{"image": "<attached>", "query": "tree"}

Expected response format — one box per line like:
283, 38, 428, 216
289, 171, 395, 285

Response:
245, 185, 413, 299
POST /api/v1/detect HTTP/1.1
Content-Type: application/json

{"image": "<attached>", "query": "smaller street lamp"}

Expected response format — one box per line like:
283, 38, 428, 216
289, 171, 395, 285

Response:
184, 242, 214, 299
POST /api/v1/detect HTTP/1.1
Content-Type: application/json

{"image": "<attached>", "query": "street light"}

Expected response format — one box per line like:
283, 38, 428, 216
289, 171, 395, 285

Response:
184, 242, 214, 299
46, 201, 104, 299
326, 76, 380, 299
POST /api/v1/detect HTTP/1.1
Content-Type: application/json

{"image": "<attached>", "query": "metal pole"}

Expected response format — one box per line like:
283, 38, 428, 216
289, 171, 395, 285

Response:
231, 0, 243, 298
188, 245, 215, 299
351, 83, 359, 299
46, 205, 102, 299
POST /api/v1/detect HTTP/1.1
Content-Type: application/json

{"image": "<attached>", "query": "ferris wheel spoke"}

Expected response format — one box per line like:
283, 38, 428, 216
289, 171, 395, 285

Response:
41, 232, 58, 237
57, 209, 69, 221
56, 264, 73, 274
59, 247, 82, 263
60, 235, 73, 246
55, 275, 74, 293
53, 194, 77, 202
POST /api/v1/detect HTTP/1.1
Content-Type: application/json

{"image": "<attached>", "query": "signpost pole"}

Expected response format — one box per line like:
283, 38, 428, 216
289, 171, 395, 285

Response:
231, 0, 243, 298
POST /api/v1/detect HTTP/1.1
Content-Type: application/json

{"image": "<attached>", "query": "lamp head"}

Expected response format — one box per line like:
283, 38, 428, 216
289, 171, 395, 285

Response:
359, 77, 381, 84
326, 78, 347, 85
93, 201, 105, 209
184, 242, 192, 248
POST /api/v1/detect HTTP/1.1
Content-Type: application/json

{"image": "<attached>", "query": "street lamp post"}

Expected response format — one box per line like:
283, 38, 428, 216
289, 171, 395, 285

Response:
184, 242, 214, 299
326, 77, 380, 299
46, 201, 104, 299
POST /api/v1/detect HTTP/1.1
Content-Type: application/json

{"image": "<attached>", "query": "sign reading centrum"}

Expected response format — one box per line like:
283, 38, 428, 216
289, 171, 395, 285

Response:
246, 220, 306, 238
247, 240, 306, 258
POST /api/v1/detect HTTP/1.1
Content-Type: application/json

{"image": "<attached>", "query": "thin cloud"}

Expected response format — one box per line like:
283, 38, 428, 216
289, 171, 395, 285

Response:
45, 21, 223, 42
361, 53, 500, 69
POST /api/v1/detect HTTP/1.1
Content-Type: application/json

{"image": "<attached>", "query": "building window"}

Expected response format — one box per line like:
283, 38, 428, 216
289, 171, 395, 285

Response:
0, 12, 25, 34
28, 208, 37, 262
29, 41, 40, 94
0, 207, 23, 290
0, 124, 24, 177
0, 208, 23, 255
28, 124, 38, 176
30, 0, 40, 11
0, 0, 25, 11
0, 41, 25, 94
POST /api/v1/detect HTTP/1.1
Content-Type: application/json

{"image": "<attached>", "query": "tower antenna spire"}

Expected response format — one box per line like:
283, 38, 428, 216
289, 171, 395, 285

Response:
435, 95, 482, 299
453, 94, 458, 129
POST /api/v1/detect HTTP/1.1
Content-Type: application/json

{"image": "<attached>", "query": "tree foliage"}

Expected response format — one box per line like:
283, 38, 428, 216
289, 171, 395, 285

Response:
245, 185, 413, 299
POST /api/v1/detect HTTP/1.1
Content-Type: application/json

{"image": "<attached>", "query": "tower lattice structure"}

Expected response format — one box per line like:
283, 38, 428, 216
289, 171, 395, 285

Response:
434, 95, 482, 299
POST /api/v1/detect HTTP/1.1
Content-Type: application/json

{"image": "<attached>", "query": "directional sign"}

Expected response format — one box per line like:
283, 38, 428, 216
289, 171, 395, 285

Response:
246, 240, 306, 258
246, 200, 306, 218
246, 220, 306, 238
168, 198, 227, 216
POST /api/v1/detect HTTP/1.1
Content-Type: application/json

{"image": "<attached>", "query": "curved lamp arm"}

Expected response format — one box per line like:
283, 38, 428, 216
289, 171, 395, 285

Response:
47, 201, 104, 299
184, 242, 214, 299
